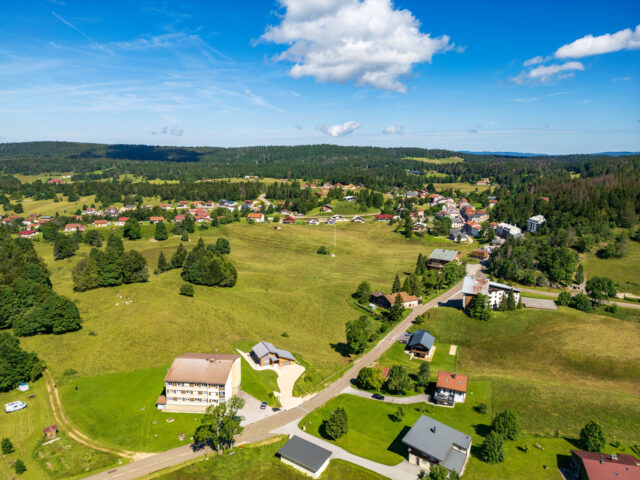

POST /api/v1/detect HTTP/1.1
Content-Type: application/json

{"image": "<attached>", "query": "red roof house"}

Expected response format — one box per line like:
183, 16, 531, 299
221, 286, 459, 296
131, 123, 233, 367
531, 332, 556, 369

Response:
571, 450, 640, 480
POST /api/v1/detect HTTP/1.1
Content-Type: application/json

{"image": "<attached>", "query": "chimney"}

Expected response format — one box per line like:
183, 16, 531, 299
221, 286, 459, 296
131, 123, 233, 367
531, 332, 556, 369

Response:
452, 373, 456, 379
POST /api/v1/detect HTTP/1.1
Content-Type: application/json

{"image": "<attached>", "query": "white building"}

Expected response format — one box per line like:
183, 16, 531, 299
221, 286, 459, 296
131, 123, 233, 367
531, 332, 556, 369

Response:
496, 222, 522, 238
435, 371, 468, 405
462, 276, 520, 309
527, 215, 546, 233
162, 353, 241, 413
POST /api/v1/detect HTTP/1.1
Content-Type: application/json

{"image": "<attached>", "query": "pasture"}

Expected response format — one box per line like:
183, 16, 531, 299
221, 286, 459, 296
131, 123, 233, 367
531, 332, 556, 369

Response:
582, 240, 640, 295
403, 156, 464, 164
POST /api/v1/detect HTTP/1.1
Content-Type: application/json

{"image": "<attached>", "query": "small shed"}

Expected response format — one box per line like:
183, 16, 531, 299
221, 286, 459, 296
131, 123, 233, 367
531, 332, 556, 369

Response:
43, 425, 58, 439
17, 382, 29, 392
277, 435, 332, 478
156, 395, 167, 410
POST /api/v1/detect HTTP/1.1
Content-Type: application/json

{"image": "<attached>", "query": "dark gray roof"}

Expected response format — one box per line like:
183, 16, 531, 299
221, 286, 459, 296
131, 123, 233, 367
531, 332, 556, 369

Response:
277, 435, 332, 472
441, 448, 468, 473
407, 330, 435, 350
251, 341, 295, 361
402, 415, 472, 464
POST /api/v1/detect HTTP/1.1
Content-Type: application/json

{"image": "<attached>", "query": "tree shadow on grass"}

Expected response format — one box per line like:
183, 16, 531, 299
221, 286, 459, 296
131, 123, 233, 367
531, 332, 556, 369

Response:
472, 423, 492, 437
331, 342, 352, 358
387, 426, 411, 457
438, 298, 463, 309
564, 437, 583, 450
557, 453, 573, 470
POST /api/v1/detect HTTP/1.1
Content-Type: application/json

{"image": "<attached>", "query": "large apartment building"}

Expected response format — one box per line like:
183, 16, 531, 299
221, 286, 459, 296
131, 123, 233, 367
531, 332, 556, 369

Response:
161, 353, 241, 413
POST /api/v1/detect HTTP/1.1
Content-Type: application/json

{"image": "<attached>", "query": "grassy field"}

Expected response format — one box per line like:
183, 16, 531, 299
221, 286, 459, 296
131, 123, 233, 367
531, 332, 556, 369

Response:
403, 156, 464, 164
305, 200, 378, 216
58, 367, 204, 452
151, 437, 385, 480
432, 182, 493, 194
582, 240, 640, 295
0, 380, 119, 479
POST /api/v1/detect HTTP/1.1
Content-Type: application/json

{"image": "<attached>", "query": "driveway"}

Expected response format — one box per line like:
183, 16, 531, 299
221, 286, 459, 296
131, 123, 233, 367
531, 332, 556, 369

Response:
341, 385, 431, 405
237, 390, 275, 426
272, 419, 423, 480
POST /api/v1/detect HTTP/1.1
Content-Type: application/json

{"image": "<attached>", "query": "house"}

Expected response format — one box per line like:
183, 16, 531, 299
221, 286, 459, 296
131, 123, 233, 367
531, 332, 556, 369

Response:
280, 209, 293, 217
344, 195, 357, 202
402, 415, 472, 474
330, 214, 345, 222
19, 230, 38, 238
471, 211, 489, 223
435, 371, 468, 405
64, 223, 86, 232
149, 216, 165, 224
320, 205, 333, 213
448, 216, 464, 229
247, 213, 264, 223
277, 435, 332, 479
570, 450, 640, 480
251, 341, 296, 366
105, 207, 119, 216
163, 353, 241, 413
115, 217, 129, 226
159, 203, 172, 210
307, 218, 320, 225
413, 222, 427, 232
43, 425, 58, 439
470, 249, 489, 260
93, 220, 109, 227
375, 214, 393, 222
351, 216, 365, 223
488, 199, 498, 208
325, 218, 336, 225
282, 216, 297, 224
174, 214, 186, 222
527, 214, 546, 233
427, 249, 461, 270
497, 222, 522, 238
156, 395, 167, 410
449, 228, 469, 243
47, 178, 64, 184
2, 214, 21, 224
464, 221, 482, 238
369, 291, 421, 309
406, 330, 435, 360
462, 276, 520, 309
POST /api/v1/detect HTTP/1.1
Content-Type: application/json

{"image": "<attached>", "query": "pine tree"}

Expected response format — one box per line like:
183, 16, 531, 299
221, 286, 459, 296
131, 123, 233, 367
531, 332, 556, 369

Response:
156, 251, 169, 273
123, 218, 142, 240
1, 438, 14, 454
154, 222, 168, 241
171, 244, 188, 269
106, 234, 124, 255
502, 289, 516, 311
392, 274, 401, 293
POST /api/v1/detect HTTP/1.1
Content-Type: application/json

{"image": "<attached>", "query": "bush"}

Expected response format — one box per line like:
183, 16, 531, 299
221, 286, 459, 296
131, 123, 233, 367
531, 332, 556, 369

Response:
570, 293, 592, 312
475, 402, 489, 414
391, 406, 405, 422
1, 438, 14, 454
356, 367, 383, 391
492, 409, 521, 441
556, 291, 572, 306
317, 245, 329, 255
14, 458, 26, 474
479, 431, 505, 463
580, 420, 606, 452
180, 283, 194, 297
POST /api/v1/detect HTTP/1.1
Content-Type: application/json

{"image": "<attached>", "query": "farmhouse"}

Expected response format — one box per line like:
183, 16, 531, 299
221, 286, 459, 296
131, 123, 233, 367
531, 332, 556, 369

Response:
370, 291, 421, 309
149, 216, 165, 224
282, 216, 297, 224
247, 212, 264, 223
375, 214, 393, 222
435, 371, 468, 405
307, 218, 320, 225
351, 216, 365, 223
115, 217, 129, 226
64, 223, 86, 232
277, 435, 332, 479
570, 450, 640, 480
470, 249, 489, 260
320, 205, 333, 213
93, 220, 109, 227
19, 230, 38, 238
527, 214, 546, 233
163, 353, 241, 414
406, 330, 435, 360
462, 276, 520, 309
251, 341, 296, 366
402, 415, 472, 474
427, 249, 461, 270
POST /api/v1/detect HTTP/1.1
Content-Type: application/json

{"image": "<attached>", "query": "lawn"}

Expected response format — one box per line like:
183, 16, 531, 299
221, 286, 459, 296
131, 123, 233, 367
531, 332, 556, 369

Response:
0, 380, 119, 480
237, 355, 280, 406
432, 182, 493, 194
58, 367, 205, 452
151, 437, 385, 480
305, 199, 378, 217
403, 156, 464, 164
582, 240, 640, 295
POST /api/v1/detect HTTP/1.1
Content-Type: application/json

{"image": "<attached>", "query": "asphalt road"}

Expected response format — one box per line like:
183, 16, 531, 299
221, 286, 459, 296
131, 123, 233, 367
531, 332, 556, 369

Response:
519, 287, 640, 310
84, 282, 465, 480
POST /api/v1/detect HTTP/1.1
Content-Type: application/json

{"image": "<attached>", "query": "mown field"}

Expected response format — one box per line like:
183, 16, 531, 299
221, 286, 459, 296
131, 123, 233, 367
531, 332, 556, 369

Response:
403, 156, 464, 164
582, 240, 640, 295
0, 381, 119, 480
17, 222, 475, 452
301, 304, 640, 478
150, 437, 385, 480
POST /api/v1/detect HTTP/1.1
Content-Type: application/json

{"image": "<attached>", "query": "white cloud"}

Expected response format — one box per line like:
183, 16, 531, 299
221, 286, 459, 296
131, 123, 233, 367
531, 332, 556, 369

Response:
511, 61, 584, 84
523, 55, 547, 66
261, 0, 457, 92
382, 124, 404, 134
151, 126, 184, 136
555, 24, 640, 58
318, 121, 362, 137
466, 124, 481, 133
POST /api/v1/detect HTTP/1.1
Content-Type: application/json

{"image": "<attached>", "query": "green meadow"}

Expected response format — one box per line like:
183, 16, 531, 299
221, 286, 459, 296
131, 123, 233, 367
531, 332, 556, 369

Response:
582, 240, 640, 295
403, 156, 464, 164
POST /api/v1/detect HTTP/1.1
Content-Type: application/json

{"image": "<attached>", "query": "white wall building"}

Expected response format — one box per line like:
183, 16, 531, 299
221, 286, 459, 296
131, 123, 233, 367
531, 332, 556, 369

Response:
497, 222, 522, 238
527, 215, 546, 233
462, 276, 520, 309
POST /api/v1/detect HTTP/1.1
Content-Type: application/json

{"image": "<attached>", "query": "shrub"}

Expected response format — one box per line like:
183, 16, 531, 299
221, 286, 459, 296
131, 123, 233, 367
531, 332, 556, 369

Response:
14, 458, 26, 474
391, 406, 405, 422
180, 283, 194, 297
556, 291, 572, 306
475, 402, 489, 415
317, 245, 329, 255
1, 438, 14, 454
356, 367, 383, 391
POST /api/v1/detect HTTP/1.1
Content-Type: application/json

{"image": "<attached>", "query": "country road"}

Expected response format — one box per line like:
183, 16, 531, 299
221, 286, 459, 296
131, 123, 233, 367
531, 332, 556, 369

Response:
84, 280, 467, 480
519, 287, 640, 310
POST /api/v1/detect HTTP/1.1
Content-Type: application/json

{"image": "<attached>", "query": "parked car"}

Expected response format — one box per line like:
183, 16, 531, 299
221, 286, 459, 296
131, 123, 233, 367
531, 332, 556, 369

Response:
5, 401, 27, 413
260, 401, 268, 410
372, 393, 385, 401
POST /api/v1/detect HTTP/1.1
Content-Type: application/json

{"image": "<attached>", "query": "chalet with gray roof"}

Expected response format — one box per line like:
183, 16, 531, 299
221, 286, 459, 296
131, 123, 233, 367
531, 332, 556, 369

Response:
427, 249, 461, 270
406, 330, 436, 359
277, 435, 332, 478
251, 341, 296, 367
402, 415, 472, 474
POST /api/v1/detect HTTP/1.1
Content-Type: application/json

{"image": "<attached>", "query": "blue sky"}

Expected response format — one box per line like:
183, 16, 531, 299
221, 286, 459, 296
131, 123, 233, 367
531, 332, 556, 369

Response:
0, 0, 638, 153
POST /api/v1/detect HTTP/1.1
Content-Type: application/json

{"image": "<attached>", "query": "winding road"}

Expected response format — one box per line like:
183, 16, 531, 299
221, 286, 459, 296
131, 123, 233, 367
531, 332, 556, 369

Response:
84, 279, 469, 479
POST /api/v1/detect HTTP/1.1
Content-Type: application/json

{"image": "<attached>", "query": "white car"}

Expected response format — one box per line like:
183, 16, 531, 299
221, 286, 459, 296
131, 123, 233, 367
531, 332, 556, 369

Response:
5, 401, 27, 413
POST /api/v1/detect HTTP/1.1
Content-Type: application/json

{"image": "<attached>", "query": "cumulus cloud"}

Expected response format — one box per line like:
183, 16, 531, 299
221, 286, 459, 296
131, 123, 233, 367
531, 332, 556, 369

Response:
151, 126, 184, 136
317, 121, 362, 137
555, 24, 640, 58
511, 61, 584, 84
261, 0, 458, 92
383, 124, 404, 134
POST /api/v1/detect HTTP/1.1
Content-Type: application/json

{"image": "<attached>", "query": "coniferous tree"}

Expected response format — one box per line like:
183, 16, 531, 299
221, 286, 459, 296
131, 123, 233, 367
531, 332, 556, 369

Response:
106, 234, 124, 255
171, 244, 188, 269
53, 234, 78, 260
72, 257, 100, 292
324, 407, 349, 440
156, 251, 169, 273
392, 274, 401, 293
121, 250, 149, 284
154, 221, 168, 241
123, 218, 142, 240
